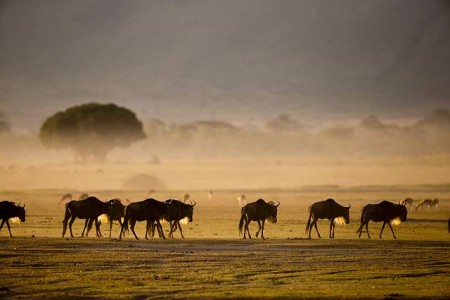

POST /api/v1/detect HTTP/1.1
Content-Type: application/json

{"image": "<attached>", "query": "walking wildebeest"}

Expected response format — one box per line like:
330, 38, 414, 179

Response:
95, 199, 127, 237
120, 198, 170, 240
238, 199, 280, 240
146, 199, 196, 239
356, 201, 407, 239
62, 196, 116, 238
305, 198, 350, 239
0, 201, 26, 238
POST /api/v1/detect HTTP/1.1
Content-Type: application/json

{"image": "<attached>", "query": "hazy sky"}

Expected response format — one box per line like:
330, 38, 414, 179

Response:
1, 0, 449, 131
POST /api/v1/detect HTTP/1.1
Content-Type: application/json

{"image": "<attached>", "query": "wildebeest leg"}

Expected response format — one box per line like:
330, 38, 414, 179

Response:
109, 219, 113, 238
357, 222, 363, 238
119, 218, 127, 239
312, 219, 321, 238
328, 220, 334, 239
130, 219, 139, 240
118, 219, 125, 237
244, 220, 251, 239
145, 221, 151, 239
5, 220, 12, 237
387, 222, 397, 239
62, 218, 69, 238
176, 221, 184, 238
95, 221, 102, 237
155, 220, 166, 239
81, 219, 89, 237
69, 216, 76, 238
95, 219, 102, 237
0, 219, 5, 231
156, 222, 165, 238
365, 222, 371, 239
169, 221, 177, 238
255, 220, 262, 238
380, 221, 387, 239
86, 218, 95, 237
260, 220, 266, 240
307, 218, 314, 239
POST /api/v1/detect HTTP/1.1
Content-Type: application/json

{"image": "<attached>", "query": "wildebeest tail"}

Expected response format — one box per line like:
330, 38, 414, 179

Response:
63, 202, 71, 222
305, 206, 312, 234
238, 207, 246, 236
355, 207, 366, 234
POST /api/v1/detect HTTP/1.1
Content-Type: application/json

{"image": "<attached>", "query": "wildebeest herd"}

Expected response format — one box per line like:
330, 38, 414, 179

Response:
0, 195, 447, 239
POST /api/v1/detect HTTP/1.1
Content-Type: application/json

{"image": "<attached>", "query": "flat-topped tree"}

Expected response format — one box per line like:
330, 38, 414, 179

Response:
39, 103, 146, 162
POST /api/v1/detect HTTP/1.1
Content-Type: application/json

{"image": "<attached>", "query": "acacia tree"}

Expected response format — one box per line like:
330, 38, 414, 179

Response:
40, 103, 146, 162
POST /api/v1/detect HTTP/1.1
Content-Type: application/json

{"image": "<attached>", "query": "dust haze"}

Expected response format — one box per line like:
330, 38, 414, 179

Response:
0, 110, 449, 191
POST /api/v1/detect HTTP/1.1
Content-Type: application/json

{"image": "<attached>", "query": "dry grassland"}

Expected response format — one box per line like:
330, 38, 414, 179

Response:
0, 187, 449, 299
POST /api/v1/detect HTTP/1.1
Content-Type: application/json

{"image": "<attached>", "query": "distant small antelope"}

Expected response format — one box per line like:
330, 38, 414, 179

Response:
237, 194, 247, 207
401, 198, 414, 209
207, 190, 214, 201
415, 199, 439, 212
183, 194, 190, 203
58, 193, 89, 205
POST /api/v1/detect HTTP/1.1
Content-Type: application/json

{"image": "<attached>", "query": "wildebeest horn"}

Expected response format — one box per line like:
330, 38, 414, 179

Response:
275, 200, 280, 207
191, 200, 196, 207
348, 203, 351, 209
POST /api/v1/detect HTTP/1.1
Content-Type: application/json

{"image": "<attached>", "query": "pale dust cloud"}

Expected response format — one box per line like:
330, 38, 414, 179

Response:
0, 111, 449, 191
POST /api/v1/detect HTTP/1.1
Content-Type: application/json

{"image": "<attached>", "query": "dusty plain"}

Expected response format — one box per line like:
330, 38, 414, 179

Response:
1, 185, 449, 299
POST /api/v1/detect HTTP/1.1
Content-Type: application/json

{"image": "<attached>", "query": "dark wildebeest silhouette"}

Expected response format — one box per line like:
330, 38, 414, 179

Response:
356, 201, 407, 239
0, 201, 26, 238
305, 198, 350, 239
95, 199, 127, 237
159, 199, 196, 238
62, 196, 116, 238
120, 198, 170, 240
238, 199, 280, 240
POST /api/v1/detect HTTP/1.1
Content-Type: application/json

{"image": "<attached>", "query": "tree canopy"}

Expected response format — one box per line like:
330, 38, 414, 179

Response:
40, 103, 146, 162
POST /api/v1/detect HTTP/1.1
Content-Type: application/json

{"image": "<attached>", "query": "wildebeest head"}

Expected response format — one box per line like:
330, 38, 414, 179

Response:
266, 200, 280, 223
343, 204, 351, 224
16, 203, 26, 222
399, 204, 407, 222
185, 200, 196, 222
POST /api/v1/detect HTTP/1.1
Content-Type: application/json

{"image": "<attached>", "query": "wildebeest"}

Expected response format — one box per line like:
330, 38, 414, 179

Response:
0, 201, 26, 238
401, 198, 414, 209
167, 199, 196, 238
356, 201, 407, 239
238, 199, 280, 240
62, 196, 116, 238
305, 198, 350, 239
146, 199, 196, 239
95, 199, 127, 237
415, 199, 438, 212
120, 198, 170, 240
